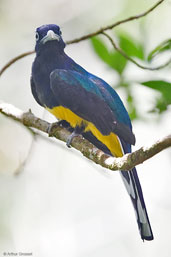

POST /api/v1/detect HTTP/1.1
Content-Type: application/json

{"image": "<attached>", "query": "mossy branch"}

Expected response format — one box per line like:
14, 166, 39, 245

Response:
0, 102, 170, 171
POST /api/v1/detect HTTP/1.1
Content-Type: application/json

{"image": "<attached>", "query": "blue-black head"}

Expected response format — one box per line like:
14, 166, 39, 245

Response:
35, 24, 66, 53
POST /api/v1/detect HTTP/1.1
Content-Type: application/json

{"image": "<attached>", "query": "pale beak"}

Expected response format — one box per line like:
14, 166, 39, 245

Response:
41, 30, 60, 44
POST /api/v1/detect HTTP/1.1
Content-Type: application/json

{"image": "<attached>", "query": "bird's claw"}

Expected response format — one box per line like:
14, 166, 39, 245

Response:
48, 120, 63, 137
66, 131, 80, 148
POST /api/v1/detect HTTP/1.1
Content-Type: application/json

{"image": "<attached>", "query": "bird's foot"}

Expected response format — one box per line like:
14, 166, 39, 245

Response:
66, 131, 81, 148
48, 120, 63, 137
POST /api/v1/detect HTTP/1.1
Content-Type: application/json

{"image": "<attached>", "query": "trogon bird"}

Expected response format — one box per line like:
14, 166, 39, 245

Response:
31, 24, 153, 241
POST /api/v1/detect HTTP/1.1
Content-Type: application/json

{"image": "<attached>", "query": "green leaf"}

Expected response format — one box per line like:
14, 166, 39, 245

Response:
148, 96, 169, 114
141, 80, 171, 113
117, 32, 144, 60
91, 37, 111, 65
91, 36, 127, 74
148, 39, 171, 62
141, 80, 171, 103
127, 93, 138, 120
110, 51, 127, 74
119, 82, 138, 120
155, 97, 169, 113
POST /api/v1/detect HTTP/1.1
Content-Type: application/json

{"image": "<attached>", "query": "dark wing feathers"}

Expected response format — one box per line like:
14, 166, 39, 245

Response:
30, 76, 43, 106
50, 69, 135, 145
89, 75, 132, 128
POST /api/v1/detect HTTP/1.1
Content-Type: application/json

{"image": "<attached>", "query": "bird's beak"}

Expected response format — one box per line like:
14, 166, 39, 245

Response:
41, 30, 60, 44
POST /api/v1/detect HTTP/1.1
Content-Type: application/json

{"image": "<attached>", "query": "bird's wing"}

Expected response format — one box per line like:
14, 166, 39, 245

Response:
50, 69, 135, 145
30, 76, 43, 106
88, 75, 132, 128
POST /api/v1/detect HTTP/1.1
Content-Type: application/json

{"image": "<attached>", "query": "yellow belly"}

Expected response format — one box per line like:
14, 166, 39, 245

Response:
47, 106, 123, 157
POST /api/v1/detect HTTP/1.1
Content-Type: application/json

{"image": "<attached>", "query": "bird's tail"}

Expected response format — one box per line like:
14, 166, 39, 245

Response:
120, 168, 153, 241
81, 131, 153, 240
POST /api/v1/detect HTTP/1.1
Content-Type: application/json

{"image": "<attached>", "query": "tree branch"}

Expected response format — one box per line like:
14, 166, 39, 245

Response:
102, 32, 171, 71
0, 0, 166, 76
67, 0, 165, 44
0, 102, 170, 171
0, 51, 35, 76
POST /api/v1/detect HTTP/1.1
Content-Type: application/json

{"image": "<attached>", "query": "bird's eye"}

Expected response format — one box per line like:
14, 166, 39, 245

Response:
59, 30, 62, 35
35, 32, 39, 41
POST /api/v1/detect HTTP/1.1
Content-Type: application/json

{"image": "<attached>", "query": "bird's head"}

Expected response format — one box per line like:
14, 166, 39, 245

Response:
35, 24, 65, 53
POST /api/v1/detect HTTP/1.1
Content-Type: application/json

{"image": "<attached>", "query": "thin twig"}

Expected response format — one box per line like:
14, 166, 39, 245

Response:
67, 0, 165, 44
0, 51, 35, 76
0, 102, 170, 171
0, 0, 165, 76
102, 32, 171, 70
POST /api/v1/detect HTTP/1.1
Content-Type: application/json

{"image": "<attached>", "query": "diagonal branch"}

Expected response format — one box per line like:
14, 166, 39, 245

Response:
67, 0, 165, 44
0, 51, 35, 76
0, 102, 170, 171
0, 0, 166, 76
102, 32, 171, 71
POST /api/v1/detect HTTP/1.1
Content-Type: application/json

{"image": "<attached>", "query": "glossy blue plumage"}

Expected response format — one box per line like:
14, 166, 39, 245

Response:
31, 24, 153, 240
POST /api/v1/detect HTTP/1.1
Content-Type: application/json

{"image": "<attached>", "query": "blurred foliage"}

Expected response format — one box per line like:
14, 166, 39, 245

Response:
148, 39, 171, 62
91, 36, 127, 74
91, 32, 171, 120
118, 32, 144, 60
141, 80, 171, 113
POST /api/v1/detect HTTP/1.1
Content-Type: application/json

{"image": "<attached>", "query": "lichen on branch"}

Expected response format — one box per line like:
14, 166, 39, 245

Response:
0, 102, 170, 171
